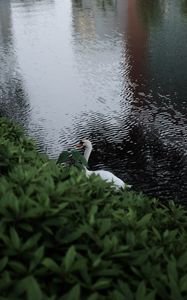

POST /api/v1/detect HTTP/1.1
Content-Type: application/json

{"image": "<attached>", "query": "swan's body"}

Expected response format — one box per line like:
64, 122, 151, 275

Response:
76, 139, 131, 189
85, 168, 125, 188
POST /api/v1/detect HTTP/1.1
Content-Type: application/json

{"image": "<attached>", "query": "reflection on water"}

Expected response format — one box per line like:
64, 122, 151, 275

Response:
181, 0, 187, 16
0, 0, 187, 202
137, 0, 163, 27
0, 0, 30, 126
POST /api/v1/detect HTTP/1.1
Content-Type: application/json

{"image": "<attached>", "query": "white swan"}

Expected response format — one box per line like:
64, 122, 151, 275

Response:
76, 139, 131, 189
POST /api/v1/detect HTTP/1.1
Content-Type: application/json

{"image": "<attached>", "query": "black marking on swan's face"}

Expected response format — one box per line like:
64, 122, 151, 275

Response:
79, 140, 84, 146
80, 138, 88, 146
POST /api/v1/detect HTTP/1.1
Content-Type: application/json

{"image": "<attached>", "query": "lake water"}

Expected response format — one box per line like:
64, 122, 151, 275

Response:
1, 0, 187, 203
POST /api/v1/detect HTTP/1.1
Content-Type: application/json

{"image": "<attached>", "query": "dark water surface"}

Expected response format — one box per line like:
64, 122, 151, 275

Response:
1, 0, 187, 203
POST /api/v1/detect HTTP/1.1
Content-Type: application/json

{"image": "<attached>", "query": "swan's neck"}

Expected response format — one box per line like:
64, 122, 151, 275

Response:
84, 145, 92, 162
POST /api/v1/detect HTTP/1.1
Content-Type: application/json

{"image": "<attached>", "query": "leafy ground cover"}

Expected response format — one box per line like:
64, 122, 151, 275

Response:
1, 117, 187, 300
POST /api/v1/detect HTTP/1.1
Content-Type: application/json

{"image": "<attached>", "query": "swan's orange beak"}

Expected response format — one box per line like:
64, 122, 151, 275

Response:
75, 143, 83, 149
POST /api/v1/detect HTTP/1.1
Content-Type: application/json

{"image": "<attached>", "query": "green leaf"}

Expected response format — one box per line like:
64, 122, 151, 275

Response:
167, 258, 182, 300
150, 278, 169, 299
136, 281, 146, 300
27, 277, 42, 300
111, 290, 125, 300
22, 233, 42, 251
87, 293, 99, 300
27, 276, 43, 300
93, 279, 111, 290
62, 284, 80, 300
71, 150, 87, 167
132, 251, 149, 266
57, 151, 69, 164
16, 276, 42, 300
64, 246, 76, 271
146, 291, 156, 300
178, 251, 187, 268
34, 245, 45, 261
126, 231, 136, 246
0, 271, 12, 290
42, 258, 61, 273
61, 227, 85, 243
152, 227, 161, 240
19, 223, 33, 232
138, 213, 152, 227
29, 246, 45, 272
89, 204, 98, 225
0, 257, 8, 272
180, 274, 187, 292
167, 258, 178, 283
99, 218, 112, 236
118, 281, 133, 300
10, 228, 21, 250
9, 261, 27, 273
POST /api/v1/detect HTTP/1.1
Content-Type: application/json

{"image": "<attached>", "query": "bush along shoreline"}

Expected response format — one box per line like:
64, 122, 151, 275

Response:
1, 117, 187, 300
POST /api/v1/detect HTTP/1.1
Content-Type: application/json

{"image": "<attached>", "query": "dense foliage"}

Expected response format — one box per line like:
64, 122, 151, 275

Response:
1, 117, 187, 300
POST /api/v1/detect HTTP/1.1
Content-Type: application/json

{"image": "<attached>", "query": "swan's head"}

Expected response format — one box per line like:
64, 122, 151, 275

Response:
76, 139, 92, 150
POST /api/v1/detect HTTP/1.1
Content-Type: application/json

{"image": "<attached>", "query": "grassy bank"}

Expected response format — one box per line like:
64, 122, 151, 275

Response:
0, 117, 187, 300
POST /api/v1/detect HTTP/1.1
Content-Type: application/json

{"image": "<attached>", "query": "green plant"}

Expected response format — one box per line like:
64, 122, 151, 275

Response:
1, 117, 187, 300
57, 149, 87, 169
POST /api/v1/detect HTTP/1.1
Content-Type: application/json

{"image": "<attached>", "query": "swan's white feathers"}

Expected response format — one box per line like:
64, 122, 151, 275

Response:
76, 139, 131, 189
86, 169, 125, 188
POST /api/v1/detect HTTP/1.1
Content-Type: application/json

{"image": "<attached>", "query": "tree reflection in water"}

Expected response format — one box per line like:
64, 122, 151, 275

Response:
137, 0, 163, 28
73, 0, 116, 9
181, 0, 187, 17
0, 0, 30, 127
